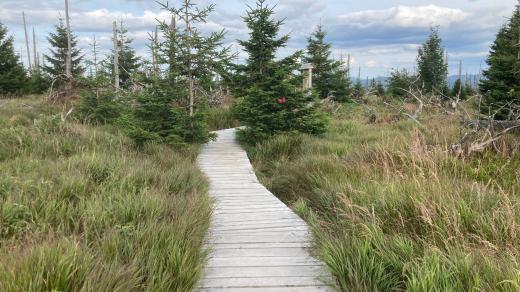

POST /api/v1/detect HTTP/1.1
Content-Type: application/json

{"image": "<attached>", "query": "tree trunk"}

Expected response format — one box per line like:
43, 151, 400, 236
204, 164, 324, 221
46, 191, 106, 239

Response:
113, 21, 119, 91
93, 34, 98, 77
346, 54, 350, 79
64, 0, 72, 79
185, 0, 194, 117
153, 27, 158, 76
22, 12, 32, 72
32, 27, 38, 72
463, 120, 520, 132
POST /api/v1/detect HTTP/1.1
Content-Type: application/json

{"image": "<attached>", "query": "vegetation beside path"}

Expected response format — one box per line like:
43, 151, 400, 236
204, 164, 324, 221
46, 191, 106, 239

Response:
246, 101, 520, 291
0, 97, 211, 291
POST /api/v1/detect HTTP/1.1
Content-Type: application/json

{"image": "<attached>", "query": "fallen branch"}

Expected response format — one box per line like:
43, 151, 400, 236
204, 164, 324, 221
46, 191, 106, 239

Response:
463, 120, 520, 132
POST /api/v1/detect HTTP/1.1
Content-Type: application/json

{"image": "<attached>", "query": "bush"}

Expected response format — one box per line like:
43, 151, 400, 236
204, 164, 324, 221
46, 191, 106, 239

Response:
76, 90, 125, 124
387, 69, 416, 98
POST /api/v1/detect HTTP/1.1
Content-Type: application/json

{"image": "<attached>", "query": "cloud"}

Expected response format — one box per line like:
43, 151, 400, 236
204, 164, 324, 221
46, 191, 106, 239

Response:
2, 0, 517, 77
337, 5, 468, 29
365, 60, 379, 68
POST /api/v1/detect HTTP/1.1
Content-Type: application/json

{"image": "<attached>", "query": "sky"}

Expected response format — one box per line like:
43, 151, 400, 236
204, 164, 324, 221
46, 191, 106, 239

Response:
0, 0, 517, 78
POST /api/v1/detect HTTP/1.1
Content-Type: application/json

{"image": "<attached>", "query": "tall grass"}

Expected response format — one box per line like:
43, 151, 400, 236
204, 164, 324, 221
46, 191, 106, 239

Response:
0, 97, 211, 291
247, 103, 520, 291
206, 107, 239, 131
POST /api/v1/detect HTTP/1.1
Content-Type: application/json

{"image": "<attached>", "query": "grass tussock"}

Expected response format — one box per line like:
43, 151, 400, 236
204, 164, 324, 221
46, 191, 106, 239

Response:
247, 102, 520, 291
0, 97, 211, 291
206, 107, 239, 131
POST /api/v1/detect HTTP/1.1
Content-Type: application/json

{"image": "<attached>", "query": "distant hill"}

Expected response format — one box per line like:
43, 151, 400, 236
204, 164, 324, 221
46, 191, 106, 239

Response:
351, 74, 481, 88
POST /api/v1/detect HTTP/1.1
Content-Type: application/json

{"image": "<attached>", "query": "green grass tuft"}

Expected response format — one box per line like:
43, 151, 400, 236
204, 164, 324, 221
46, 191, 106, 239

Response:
247, 102, 520, 291
0, 97, 211, 291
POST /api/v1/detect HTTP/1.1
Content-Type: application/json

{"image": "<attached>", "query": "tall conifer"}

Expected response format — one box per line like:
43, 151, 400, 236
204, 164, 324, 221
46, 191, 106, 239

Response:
417, 27, 448, 94
0, 22, 27, 94
128, 0, 231, 144
43, 19, 84, 79
233, 0, 327, 143
305, 25, 350, 101
480, 2, 520, 119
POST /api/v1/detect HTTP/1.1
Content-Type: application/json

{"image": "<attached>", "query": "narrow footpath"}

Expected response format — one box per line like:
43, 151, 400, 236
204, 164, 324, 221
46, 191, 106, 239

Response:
197, 128, 334, 292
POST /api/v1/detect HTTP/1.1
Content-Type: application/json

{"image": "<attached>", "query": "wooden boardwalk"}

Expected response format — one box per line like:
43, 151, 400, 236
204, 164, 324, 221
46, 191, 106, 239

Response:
197, 128, 334, 292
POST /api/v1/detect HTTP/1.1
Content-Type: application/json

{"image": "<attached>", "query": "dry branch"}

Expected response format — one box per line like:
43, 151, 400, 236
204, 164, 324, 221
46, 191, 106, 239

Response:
463, 120, 520, 132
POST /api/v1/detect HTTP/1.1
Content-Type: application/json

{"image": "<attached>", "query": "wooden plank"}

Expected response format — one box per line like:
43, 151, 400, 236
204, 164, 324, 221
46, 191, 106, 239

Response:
215, 227, 310, 235
211, 219, 308, 229
206, 256, 323, 267
200, 286, 335, 292
210, 242, 313, 249
203, 267, 327, 279
214, 224, 308, 232
196, 128, 334, 291
211, 216, 302, 224
210, 234, 310, 244
209, 247, 314, 258
200, 276, 332, 288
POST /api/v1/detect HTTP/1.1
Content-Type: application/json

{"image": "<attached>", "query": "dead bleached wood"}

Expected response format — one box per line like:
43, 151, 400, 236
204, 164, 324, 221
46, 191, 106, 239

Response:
22, 12, 32, 71
91, 34, 98, 77
463, 120, 520, 132
399, 88, 424, 126
112, 21, 119, 91
32, 27, 38, 71
64, 0, 72, 79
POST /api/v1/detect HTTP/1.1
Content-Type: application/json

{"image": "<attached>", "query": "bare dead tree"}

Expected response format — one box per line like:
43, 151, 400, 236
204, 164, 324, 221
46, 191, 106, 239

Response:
346, 54, 351, 79
22, 12, 32, 72
90, 34, 98, 77
184, 0, 194, 117
400, 88, 425, 127
452, 123, 520, 158
112, 21, 120, 91
64, 0, 72, 79
147, 27, 159, 78
452, 100, 520, 158
32, 27, 38, 72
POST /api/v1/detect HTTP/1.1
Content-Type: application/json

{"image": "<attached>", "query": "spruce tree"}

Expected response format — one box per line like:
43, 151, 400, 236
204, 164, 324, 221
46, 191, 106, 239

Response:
233, 0, 327, 143
128, 0, 232, 145
387, 68, 416, 98
451, 79, 467, 99
480, 2, 520, 119
417, 27, 448, 94
352, 79, 364, 99
27, 70, 50, 94
0, 22, 27, 95
305, 25, 349, 101
330, 64, 351, 102
43, 19, 84, 80
465, 80, 475, 97
370, 79, 385, 97
103, 21, 141, 88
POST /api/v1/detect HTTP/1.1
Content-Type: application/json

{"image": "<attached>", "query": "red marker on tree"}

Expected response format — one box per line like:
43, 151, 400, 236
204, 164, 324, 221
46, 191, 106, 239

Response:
277, 96, 286, 104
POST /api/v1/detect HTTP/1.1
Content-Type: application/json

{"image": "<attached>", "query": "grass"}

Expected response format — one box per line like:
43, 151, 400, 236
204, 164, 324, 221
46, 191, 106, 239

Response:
206, 106, 239, 131
0, 97, 212, 291
246, 100, 520, 291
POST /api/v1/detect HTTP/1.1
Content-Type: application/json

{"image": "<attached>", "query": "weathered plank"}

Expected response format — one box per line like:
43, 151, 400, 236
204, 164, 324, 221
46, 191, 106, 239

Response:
196, 128, 334, 291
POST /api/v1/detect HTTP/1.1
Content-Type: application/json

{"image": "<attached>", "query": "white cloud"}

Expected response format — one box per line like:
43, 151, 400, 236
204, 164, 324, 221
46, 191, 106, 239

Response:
365, 60, 379, 68
337, 5, 468, 29
2, 0, 516, 77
